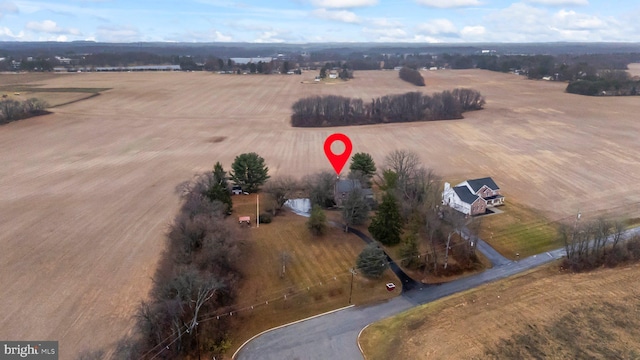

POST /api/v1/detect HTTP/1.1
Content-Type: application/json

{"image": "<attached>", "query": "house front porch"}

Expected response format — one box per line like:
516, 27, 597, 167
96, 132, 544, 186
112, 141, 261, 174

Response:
485, 195, 505, 207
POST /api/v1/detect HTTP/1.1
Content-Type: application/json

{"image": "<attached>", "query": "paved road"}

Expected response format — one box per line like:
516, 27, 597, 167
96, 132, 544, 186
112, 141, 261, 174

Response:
235, 247, 566, 359
236, 223, 640, 360
460, 227, 512, 267
342, 225, 422, 292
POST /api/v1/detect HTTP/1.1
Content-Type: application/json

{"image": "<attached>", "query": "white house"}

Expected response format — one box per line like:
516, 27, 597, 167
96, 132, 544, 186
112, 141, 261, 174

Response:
442, 177, 505, 216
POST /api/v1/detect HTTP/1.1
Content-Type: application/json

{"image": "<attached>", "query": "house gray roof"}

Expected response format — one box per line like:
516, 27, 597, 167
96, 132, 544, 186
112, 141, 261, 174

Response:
453, 186, 480, 205
336, 179, 361, 193
466, 177, 500, 192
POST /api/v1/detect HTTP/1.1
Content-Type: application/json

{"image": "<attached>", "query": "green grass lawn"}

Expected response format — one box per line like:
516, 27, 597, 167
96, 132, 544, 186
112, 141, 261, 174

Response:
479, 202, 560, 259
227, 194, 399, 355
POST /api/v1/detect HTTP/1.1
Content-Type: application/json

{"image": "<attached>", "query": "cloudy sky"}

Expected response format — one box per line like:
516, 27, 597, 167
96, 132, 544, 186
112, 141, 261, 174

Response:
0, 0, 638, 43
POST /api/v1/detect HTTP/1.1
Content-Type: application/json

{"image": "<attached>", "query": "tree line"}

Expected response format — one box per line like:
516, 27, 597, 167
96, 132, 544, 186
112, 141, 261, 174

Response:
559, 217, 640, 272
291, 89, 485, 127
0, 98, 49, 125
111, 155, 271, 359
121, 169, 242, 359
566, 69, 639, 96
399, 67, 425, 86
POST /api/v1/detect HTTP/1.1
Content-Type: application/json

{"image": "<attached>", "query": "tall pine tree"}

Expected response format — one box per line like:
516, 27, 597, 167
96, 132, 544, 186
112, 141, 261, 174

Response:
204, 162, 232, 215
368, 192, 402, 245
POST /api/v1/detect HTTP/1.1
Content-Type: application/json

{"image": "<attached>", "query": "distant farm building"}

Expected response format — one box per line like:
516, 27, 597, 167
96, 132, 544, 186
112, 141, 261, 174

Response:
442, 177, 505, 216
230, 57, 274, 65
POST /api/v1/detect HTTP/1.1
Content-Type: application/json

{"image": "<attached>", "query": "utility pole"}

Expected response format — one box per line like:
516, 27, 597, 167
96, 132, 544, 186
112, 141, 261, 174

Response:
257, 193, 260, 228
196, 322, 201, 360
348, 268, 356, 304
572, 209, 581, 238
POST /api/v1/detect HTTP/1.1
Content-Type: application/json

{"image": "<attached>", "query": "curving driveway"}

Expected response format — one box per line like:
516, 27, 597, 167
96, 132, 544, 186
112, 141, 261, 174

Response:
235, 225, 640, 360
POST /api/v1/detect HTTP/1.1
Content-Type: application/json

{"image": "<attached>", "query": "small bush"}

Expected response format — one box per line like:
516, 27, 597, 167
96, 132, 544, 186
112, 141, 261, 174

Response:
307, 205, 327, 236
259, 212, 272, 224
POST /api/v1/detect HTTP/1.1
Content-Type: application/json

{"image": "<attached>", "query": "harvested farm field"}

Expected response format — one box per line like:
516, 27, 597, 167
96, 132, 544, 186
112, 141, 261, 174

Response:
1, 69, 640, 357
627, 63, 640, 77
359, 263, 640, 360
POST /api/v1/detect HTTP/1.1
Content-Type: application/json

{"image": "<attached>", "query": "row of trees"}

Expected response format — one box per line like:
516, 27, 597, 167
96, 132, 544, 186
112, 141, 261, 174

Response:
290, 89, 485, 127
399, 67, 425, 86
463, 53, 639, 80
0, 98, 49, 125
559, 217, 640, 271
566, 70, 639, 96
114, 155, 272, 358
125, 166, 243, 359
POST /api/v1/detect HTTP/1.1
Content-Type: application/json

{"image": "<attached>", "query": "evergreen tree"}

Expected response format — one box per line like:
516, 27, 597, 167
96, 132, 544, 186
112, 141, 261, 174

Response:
204, 162, 232, 215
399, 233, 420, 269
368, 192, 402, 245
356, 243, 388, 278
349, 152, 376, 186
307, 205, 327, 236
230, 152, 270, 193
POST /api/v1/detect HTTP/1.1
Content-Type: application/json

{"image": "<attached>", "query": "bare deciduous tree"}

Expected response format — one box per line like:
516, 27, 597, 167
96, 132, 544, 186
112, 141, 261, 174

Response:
263, 176, 298, 215
342, 188, 369, 232
303, 171, 337, 208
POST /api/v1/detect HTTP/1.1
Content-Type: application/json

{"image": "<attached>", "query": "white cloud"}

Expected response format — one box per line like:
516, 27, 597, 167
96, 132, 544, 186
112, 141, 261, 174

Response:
253, 31, 286, 43
0, 26, 23, 40
362, 27, 407, 41
312, 8, 360, 23
212, 30, 232, 42
415, 0, 481, 8
26, 20, 81, 35
526, 0, 588, 5
0, 0, 18, 18
369, 18, 402, 28
411, 35, 443, 43
311, 0, 377, 8
96, 25, 140, 42
484, 3, 626, 42
553, 9, 605, 30
176, 29, 233, 42
416, 19, 458, 36
460, 25, 485, 37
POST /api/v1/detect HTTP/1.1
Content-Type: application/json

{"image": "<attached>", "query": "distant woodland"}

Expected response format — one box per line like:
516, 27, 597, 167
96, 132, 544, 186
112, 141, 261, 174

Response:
399, 67, 425, 86
566, 69, 639, 96
291, 89, 485, 127
0, 98, 49, 125
2, 42, 639, 98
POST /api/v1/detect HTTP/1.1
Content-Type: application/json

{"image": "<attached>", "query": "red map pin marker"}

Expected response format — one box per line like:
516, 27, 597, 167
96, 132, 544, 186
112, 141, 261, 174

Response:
324, 133, 352, 175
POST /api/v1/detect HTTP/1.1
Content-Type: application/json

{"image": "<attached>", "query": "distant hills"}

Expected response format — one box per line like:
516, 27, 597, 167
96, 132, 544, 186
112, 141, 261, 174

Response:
1, 41, 639, 58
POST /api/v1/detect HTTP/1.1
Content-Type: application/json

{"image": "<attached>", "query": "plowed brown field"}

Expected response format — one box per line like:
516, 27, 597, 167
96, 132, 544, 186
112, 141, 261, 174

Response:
360, 263, 640, 359
1, 69, 640, 358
